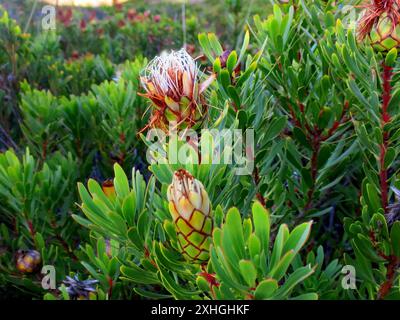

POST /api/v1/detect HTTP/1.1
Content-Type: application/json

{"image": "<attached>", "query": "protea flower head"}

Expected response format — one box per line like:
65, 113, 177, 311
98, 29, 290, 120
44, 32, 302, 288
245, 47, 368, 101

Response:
358, 0, 400, 51
139, 48, 215, 133
63, 275, 98, 300
167, 169, 213, 262
16, 249, 41, 273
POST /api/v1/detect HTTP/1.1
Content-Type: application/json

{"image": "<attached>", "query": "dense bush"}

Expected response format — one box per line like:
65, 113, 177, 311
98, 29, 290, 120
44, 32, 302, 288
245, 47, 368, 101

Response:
1, 0, 400, 301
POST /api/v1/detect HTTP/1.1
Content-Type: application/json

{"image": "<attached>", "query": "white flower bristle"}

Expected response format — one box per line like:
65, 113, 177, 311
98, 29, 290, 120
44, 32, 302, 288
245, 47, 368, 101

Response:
141, 48, 198, 97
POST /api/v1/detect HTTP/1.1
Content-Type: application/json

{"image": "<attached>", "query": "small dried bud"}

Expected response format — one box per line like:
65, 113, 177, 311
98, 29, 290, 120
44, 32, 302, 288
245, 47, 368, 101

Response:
219, 50, 232, 69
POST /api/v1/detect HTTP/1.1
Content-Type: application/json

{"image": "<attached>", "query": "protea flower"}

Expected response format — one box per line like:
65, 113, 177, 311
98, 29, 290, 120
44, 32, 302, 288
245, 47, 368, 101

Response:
358, 0, 400, 51
167, 169, 213, 262
16, 250, 41, 273
63, 275, 98, 300
139, 49, 215, 133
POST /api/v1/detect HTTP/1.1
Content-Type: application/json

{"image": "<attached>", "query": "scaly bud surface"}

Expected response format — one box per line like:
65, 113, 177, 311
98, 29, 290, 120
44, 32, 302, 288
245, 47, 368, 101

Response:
167, 169, 212, 262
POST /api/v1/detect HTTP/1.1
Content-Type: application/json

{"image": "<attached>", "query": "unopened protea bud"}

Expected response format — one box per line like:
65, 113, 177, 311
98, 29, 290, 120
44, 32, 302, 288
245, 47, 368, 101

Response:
358, 0, 400, 51
140, 49, 215, 132
102, 179, 116, 198
167, 169, 213, 262
16, 250, 41, 273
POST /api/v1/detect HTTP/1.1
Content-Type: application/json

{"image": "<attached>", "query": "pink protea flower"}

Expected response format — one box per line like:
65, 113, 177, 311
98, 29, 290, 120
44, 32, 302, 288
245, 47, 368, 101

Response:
153, 15, 161, 23
80, 19, 87, 32
139, 48, 215, 133
127, 8, 137, 20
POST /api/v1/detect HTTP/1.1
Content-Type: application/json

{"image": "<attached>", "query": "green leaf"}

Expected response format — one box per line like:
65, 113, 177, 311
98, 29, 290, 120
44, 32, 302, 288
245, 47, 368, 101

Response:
390, 221, 400, 258
252, 201, 270, 254
384, 147, 396, 169
293, 127, 312, 149
274, 265, 315, 298
120, 265, 159, 285
354, 234, 385, 263
224, 207, 245, 258
134, 288, 171, 299
122, 191, 136, 227
238, 30, 250, 65
34, 232, 45, 251
366, 183, 381, 212
226, 51, 238, 75
196, 276, 211, 292
264, 116, 287, 142
254, 278, 278, 299
214, 205, 224, 227
236, 62, 257, 87
227, 86, 241, 107
282, 221, 313, 255
248, 233, 261, 260
290, 293, 318, 300
198, 33, 213, 61
113, 163, 129, 198
213, 58, 221, 74
220, 69, 231, 90
270, 224, 289, 270
239, 260, 257, 287
268, 250, 296, 282
208, 33, 223, 56
385, 48, 398, 67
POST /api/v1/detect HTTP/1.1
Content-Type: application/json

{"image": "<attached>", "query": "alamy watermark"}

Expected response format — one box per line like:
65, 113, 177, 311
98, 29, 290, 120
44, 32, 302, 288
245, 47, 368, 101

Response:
41, 265, 56, 290
341, 265, 357, 290
41, 5, 56, 31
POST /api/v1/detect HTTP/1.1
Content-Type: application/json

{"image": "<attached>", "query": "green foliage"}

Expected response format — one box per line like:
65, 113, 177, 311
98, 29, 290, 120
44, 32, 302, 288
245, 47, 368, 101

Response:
0, 149, 80, 296
76, 164, 321, 300
2, 0, 400, 301
209, 202, 316, 299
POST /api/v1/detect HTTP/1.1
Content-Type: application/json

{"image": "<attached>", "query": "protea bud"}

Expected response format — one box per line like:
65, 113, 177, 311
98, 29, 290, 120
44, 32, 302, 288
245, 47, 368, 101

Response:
358, 0, 400, 51
139, 49, 215, 133
16, 250, 41, 273
167, 169, 213, 262
102, 179, 116, 198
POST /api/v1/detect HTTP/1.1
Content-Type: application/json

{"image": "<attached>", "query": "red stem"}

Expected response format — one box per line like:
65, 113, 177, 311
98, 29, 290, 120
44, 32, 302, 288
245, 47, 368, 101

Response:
108, 277, 113, 300
380, 63, 392, 213
369, 229, 399, 299
289, 101, 349, 213
42, 139, 48, 160
254, 166, 266, 207
304, 128, 321, 211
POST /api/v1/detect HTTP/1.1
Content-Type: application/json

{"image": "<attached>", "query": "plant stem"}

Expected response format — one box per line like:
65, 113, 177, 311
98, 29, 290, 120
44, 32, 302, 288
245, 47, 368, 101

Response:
108, 277, 113, 300
377, 255, 398, 299
370, 229, 399, 299
253, 166, 266, 207
380, 62, 393, 213
304, 132, 321, 211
